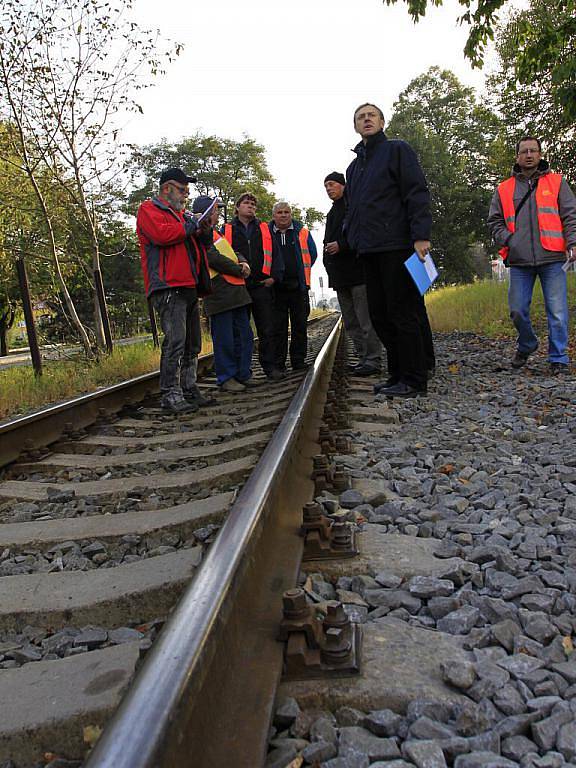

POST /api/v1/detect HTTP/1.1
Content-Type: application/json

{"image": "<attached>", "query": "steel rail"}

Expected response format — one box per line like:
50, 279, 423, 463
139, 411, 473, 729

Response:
0, 316, 328, 470
85, 318, 342, 768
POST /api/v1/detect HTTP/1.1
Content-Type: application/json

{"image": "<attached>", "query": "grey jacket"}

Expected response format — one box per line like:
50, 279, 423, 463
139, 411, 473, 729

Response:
202, 244, 252, 317
488, 161, 576, 267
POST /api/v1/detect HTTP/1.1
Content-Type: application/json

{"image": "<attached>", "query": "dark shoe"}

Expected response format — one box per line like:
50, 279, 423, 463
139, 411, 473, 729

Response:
220, 378, 246, 392
292, 362, 310, 371
161, 395, 198, 414
550, 362, 569, 375
267, 369, 287, 381
352, 364, 380, 377
183, 388, 217, 407
378, 381, 427, 398
374, 377, 399, 395
511, 348, 536, 369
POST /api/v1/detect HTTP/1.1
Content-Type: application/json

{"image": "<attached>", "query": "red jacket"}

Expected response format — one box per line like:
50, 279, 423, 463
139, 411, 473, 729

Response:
136, 197, 211, 297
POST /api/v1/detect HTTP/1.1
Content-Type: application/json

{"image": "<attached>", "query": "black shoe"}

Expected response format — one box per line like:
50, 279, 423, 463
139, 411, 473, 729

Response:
378, 381, 427, 398
291, 362, 310, 371
184, 389, 217, 407
353, 364, 380, 377
374, 377, 399, 394
162, 396, 198, 414
511, 348, 536, 369
550, 362, 569, 375
267, 368, 287, 381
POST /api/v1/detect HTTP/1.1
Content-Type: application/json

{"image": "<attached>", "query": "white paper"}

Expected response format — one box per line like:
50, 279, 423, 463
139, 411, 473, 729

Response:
423, 254, 439, 282
195, 198, 218, 223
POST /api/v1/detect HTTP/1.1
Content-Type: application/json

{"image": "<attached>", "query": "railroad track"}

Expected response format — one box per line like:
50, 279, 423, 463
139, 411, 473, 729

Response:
0, 313, 382, 767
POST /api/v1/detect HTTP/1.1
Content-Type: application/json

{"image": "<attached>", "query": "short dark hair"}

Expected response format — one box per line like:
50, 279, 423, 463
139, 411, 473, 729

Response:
353, 102, 384, 123
516, 136, 542, 154
235, 192, 257, 208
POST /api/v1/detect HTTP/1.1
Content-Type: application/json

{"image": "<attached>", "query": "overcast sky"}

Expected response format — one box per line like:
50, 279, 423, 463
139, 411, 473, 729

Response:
128, 0, 491, 299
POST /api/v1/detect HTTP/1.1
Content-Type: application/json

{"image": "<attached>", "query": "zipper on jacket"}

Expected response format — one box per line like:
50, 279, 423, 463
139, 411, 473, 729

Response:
528, 179, 536, 265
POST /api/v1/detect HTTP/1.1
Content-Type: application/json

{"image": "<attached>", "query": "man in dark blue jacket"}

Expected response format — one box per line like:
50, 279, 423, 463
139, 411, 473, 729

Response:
269, 201, 317, 372
345, 103, 433, 397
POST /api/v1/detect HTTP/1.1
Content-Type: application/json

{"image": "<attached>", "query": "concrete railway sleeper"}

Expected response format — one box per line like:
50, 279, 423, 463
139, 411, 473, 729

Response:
0, 316, 338, 767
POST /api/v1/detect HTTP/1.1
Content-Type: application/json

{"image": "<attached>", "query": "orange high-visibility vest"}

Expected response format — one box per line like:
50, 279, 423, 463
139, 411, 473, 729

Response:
223, 222, 272, 276
211, 231, 245, 285
298, 228, 312, 287
498, 173, 566, 260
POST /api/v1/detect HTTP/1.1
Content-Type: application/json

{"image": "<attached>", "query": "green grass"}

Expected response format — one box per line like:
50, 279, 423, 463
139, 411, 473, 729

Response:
0, 342, 163, 421
426, 275, 576, 338
0, 311, 332, 421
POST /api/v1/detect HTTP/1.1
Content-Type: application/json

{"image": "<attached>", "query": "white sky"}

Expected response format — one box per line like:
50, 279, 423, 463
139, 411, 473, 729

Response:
128, 0, 490, 299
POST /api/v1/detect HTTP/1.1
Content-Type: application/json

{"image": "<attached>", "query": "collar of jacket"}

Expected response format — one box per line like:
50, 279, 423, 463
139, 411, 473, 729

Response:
512, 158, 550, 181
352, 130, 387, 158
152, 196, 182, 217
272, 221, 295, 234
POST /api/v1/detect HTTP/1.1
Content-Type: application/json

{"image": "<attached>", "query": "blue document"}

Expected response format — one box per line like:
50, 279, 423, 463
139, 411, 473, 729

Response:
404, 252, 439, 295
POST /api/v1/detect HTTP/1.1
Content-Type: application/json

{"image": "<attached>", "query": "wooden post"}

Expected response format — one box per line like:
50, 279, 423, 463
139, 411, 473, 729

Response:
147, 298, 159, 348
16, 257, 42, 377
93, 268, 114, 354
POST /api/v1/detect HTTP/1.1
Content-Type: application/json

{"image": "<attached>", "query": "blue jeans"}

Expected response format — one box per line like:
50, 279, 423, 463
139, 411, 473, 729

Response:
509, 263, 569, 363
210, 307, 254, 385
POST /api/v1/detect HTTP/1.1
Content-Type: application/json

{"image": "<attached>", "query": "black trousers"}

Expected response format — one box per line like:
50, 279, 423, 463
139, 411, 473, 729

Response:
248, 284, 276, 375
363, 250, 430, 389
272, 287, 310, 369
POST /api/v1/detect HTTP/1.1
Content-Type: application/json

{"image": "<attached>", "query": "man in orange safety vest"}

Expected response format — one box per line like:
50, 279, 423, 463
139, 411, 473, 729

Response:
488, 136, 576, 374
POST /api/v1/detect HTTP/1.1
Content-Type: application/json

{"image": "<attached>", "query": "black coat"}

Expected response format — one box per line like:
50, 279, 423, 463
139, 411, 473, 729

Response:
323, 196, 365, 289
221, 217, 268, 287
345, 131, 432, 255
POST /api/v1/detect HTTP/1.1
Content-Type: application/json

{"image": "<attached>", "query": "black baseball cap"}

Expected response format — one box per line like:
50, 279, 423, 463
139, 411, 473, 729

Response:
159, 167, 197, 186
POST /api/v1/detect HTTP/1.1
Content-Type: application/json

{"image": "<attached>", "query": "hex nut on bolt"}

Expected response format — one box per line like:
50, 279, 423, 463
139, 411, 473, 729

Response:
282, 588, 308, 619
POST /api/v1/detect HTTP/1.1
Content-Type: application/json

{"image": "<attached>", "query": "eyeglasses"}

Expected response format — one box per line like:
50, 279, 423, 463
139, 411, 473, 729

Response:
168, 182, 189, 194
518, 148, 540, 155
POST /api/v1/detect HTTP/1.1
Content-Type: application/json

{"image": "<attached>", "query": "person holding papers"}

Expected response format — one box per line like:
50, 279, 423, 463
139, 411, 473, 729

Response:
344, 103, 433, 398
488, 136, 576, 374
136, 168, 213, 414
193, 195, 255, 392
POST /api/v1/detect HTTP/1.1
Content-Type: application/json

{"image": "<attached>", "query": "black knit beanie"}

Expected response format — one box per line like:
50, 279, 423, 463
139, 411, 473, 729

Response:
324, 171, 345, 186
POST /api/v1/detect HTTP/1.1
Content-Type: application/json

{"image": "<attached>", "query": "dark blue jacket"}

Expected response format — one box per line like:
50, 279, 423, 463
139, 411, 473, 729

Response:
345, 131, 432, 255
269, 219, 317, 290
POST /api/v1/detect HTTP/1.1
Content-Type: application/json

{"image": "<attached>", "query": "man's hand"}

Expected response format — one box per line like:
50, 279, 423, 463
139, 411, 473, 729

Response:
414, 240, 431, 262
261, 277, 274, 287
568, 247, 576, 263
324, 241, 340, 256
240, 262, 251, 277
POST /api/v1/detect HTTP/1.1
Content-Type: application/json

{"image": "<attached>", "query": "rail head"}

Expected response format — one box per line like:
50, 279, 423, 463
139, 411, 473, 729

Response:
84, 318, 342, 768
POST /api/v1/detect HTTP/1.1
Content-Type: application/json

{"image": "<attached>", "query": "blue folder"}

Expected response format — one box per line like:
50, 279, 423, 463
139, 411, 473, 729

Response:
404, 252, 438, 295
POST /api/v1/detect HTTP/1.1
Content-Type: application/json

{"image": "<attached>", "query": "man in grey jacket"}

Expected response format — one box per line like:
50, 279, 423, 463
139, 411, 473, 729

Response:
488, 137, 576, 373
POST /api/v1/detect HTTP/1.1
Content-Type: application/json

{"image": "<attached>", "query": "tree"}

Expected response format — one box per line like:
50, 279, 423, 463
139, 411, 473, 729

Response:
487, 0, 576, 185
382, 0, 575, 120
0, 0, 179, 353
128, 133, 325, 230
387, 67, 503, 283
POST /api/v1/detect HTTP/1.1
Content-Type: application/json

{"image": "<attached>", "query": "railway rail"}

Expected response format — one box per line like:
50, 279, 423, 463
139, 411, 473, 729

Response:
0, 313, 394, 767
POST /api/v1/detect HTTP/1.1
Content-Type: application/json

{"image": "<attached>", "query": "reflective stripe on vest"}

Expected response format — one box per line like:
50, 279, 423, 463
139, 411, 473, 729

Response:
210, 232, 245, 285
299, 228, 312, 287
222, 222, 272, 277
497, 173, 566, 259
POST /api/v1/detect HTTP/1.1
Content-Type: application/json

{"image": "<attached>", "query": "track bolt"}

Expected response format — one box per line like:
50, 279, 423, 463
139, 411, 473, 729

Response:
282, 588, 309, 620
331, 522, 353, 551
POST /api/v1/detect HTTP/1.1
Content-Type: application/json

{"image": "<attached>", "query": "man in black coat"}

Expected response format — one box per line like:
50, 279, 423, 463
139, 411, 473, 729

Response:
345, 103, 434, 397
323, 171, 381, 375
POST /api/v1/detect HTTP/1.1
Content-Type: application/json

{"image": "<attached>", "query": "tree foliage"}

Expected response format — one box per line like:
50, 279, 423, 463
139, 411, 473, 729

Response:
387, 67, 503, 283
487, 0, 576, 185
0, 0, 178, 353
383, 0, 575, 120
128, 134, 324, 229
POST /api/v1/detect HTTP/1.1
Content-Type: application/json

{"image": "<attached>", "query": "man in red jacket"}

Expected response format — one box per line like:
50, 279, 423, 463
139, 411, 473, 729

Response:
137, 168, 213, 413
